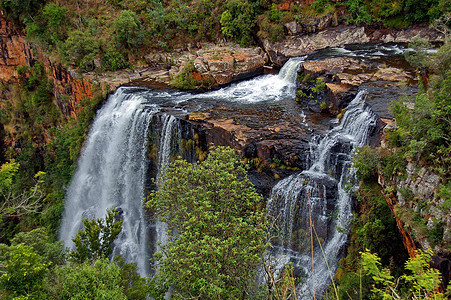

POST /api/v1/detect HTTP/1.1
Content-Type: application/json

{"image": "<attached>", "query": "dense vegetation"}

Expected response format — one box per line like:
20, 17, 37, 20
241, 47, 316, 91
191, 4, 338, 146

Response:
334, 39, 451, 299
0, 0, 449, 299
0, 0, 449, 73
146, 146, 269, 299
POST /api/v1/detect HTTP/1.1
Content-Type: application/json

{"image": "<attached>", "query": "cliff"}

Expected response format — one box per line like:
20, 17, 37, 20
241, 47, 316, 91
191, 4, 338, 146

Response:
0, 11, 93, 118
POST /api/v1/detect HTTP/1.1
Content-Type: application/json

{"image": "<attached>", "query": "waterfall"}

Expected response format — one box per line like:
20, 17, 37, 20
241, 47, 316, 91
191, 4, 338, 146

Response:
59, 87, 158, 276
267, 90, 378, 298
154, 113, 180, 254
197, 57, 306, 103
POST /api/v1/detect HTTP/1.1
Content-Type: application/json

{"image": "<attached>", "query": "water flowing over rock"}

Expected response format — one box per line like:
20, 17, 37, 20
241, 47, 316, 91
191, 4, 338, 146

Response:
60, 46, 395, 291
262, 25, 444, 66
59, 88, 158, 276
267, 91, 379, 297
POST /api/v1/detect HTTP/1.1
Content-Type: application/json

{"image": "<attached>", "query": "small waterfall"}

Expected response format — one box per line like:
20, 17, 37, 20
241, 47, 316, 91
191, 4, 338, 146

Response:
198, 57, 306, 103
157, 114, 179, 177
267, 90, 378, 297
154, 113, 180, 254
59, 87, 158, 276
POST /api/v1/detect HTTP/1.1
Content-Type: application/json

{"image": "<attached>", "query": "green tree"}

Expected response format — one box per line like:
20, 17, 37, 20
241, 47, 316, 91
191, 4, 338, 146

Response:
114, 10, 142, 49
63, 30, 99, 72
0, 243, 49, 299
0, 0, 43, 22
0, 160, 44, 220
69, 208, 123, 264
46, 258, 127, 300
220, 0, 260, 46
11, 227, 65, 266
146, 146, 268, 299
361, 249, 446, 299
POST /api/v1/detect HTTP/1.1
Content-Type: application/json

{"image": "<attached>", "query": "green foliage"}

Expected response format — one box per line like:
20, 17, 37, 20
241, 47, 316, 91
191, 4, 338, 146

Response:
257, 13, 285, 43
172, 60, 200, 89
113, 256, 150, 299
114, 10, 142, 49
0, 243, 49, 299
0, 159, 45, 237
345, 0, 373, 24
63, 30, 99, 72
0, 0, 44, 22
102, 43, 130, 71
69, 208, 123, 264
311, 0, 333, 14
353, 145, 381, 182
11, 227, 65, 266
405, 38, 433, 71
46, 258, 127, 300
361, 249, 446, 299
0, 159, 19, 193
361, 249, 396, 299
147, 146, 268, 299
311, 77, 326, 93
42, 3, 66, 29
220, 0, 261, 46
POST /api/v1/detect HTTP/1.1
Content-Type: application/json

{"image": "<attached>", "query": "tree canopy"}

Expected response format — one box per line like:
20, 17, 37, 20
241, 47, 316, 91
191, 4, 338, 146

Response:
146, 146, 268, 299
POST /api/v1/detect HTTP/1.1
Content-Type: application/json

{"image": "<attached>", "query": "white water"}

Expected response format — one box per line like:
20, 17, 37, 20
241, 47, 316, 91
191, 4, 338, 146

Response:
59, 88, 157, 276
197, 57, 306, 103
267, 91, 378, 298
59, 49, 382, 290
154, 113, 180, 253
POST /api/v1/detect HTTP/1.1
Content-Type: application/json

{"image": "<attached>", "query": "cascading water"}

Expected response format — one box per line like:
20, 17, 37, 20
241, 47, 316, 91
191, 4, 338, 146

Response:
153, 113, 180, 254
196, 56, 306, 103
59, 47, 387, 293
266, 90, 379, 298
59, 87, 158, 276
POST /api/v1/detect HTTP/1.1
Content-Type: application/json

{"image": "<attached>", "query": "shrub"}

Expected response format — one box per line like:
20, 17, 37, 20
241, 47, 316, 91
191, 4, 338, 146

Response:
63, 30, 99, 71
114, 10, 143, 48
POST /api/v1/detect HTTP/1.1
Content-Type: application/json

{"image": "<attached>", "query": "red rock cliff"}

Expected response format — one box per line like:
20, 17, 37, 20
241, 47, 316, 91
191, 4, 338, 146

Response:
0, 11, 93, 118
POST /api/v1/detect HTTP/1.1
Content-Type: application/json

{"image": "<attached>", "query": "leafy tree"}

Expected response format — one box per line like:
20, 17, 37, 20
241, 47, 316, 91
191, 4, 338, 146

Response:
69, 208, 123, 264
0, 160, 44, 219
114, 10, 142, 49
0, 243, 49, 299
361, 249, 446, 299
63, 30, 99, 72
11, 227, 65, 266
220, 0, 261, 46
0, 0, 44, 22
46, 258, 127, 300
146, 146, 268, 299
113, 255, 150, 299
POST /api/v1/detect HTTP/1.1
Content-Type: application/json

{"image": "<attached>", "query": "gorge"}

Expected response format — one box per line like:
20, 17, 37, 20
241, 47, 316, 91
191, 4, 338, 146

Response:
60, 45, 404, 296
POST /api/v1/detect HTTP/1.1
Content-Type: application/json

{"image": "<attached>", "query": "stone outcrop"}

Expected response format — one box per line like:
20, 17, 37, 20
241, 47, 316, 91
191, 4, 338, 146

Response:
0, 12, 93, 118
0, 13, 34, 81
144, 43, 268, 87
379, 162, 450, 254
262, 25, 445, 66
296, 56, 417, 119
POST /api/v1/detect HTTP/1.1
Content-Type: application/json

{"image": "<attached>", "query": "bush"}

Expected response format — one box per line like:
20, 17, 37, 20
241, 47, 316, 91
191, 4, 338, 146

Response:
114, 10, 143, 48
353, 145, 381, 182
63, 30, 99, 71
102, 43, 130, 71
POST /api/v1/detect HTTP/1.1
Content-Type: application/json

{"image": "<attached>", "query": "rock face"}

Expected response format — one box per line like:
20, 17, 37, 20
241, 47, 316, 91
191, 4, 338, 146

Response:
144, 43, 268, 87
0, 12, 93, 118
0, 14, 34, 81
262, 25, 445, 66
295, 56, 417, 120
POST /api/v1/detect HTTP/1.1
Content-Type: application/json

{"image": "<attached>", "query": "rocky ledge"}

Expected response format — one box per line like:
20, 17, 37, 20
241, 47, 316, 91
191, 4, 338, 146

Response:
262, 25, 444, 66
295, 56, 418, 121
